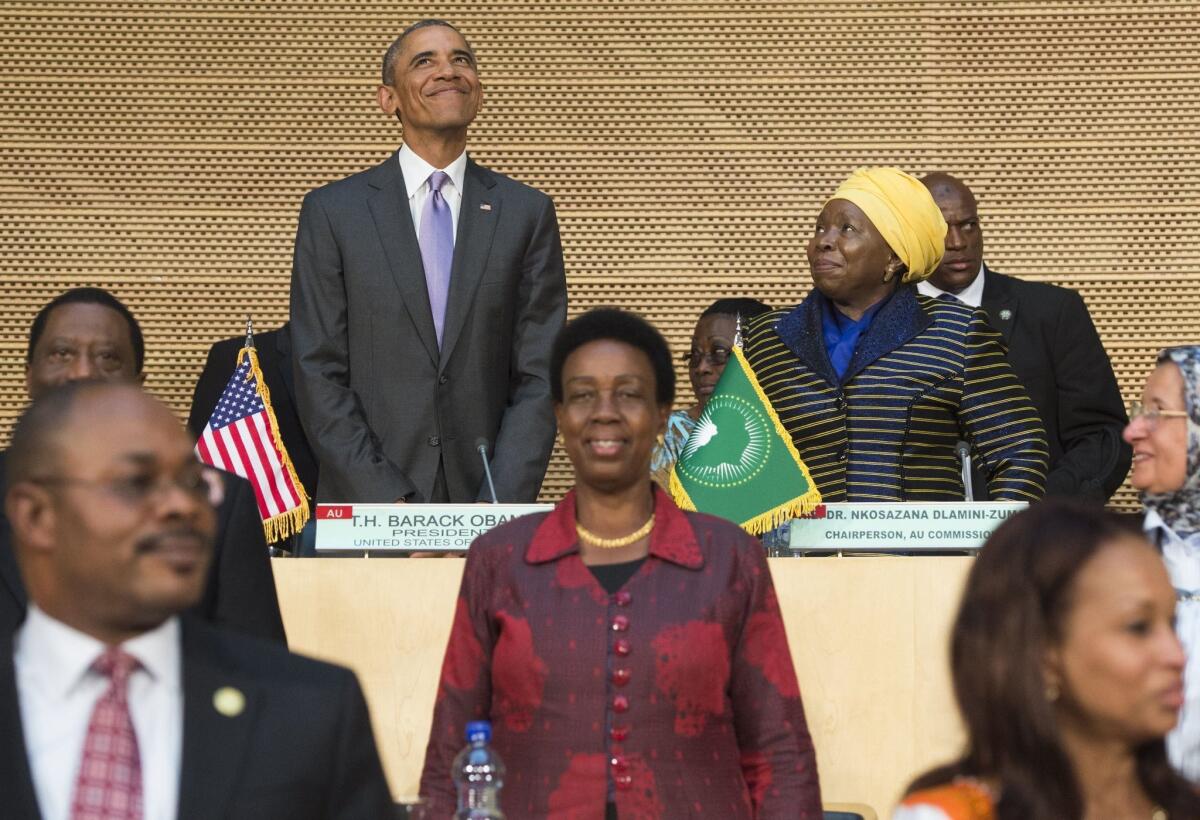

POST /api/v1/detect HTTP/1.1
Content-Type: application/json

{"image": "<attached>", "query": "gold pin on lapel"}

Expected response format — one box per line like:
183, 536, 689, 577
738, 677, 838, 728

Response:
999, 309, 1013, 320
479, 203, 492, 211
213, 686, 245, 717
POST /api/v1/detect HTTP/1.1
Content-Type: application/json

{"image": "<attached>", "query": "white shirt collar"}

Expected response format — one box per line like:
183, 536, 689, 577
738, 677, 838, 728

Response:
916, 263, 987, 308
398, 144, 467, 200
15, 605, 181, 701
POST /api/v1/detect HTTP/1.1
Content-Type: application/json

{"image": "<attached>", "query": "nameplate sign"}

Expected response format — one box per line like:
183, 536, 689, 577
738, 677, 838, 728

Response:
315, 503, 553, 553
786, 502, 1027, 552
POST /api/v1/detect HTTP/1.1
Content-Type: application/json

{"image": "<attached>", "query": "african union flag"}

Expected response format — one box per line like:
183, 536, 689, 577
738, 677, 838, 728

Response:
669, 345, 820, 535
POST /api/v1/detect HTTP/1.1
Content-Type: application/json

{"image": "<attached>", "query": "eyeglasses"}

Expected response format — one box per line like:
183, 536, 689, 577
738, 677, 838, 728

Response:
681, 347, 731, 368
32, 465, 220, 508
1129, 401, 1190, 432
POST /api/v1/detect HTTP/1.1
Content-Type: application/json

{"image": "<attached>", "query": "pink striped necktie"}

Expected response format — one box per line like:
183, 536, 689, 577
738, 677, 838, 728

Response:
71, 646, 143, 820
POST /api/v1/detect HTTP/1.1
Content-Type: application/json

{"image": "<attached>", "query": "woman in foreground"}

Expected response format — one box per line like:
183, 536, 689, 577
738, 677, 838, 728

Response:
896, 501, 1198, 819
1125, 345, 1200, 780
419, 308, 821, 819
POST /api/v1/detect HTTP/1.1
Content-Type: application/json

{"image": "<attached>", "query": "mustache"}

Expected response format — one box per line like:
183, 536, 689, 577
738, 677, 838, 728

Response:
135, 527, 213, 555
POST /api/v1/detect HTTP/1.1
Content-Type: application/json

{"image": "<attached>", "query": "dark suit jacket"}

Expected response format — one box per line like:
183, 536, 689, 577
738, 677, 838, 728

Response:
290, 152, 567, 504
187, 323, 318, 498
0, 451, 286, 645
979, 266, 1130, 501
744, 287, 1048, 501
0, 617, 393, 819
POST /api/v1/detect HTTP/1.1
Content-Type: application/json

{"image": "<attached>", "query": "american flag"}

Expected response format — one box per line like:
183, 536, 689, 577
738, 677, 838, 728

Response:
195, 346, 309, 543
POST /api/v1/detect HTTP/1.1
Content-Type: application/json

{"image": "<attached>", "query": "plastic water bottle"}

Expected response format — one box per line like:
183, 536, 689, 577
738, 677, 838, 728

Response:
453, 720, 505, 819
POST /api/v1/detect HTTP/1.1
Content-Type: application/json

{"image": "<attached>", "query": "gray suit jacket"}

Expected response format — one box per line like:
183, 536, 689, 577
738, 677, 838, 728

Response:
290, 152, 566, 503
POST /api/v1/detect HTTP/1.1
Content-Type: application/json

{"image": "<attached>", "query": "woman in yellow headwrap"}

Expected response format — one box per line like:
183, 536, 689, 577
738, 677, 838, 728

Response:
742, 167, 1048, 502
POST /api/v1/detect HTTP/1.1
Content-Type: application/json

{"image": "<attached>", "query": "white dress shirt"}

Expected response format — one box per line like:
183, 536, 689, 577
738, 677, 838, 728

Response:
1144, 510, 1200, 781
14, 606, 184, 820
398, 143, 467, 242
916, 263, 987, 308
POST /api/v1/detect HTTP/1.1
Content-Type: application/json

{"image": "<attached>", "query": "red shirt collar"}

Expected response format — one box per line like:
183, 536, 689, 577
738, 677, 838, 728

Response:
526, 485, 704, 569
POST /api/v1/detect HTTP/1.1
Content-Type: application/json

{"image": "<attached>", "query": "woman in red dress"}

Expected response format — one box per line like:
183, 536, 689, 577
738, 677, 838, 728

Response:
419, 308, 821, 819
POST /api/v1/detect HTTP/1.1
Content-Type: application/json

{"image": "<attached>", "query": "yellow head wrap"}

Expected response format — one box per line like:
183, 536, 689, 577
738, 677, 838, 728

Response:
826, 167, 947, 283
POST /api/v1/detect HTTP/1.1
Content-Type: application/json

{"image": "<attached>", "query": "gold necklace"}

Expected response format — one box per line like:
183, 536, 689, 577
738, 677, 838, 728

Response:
575, 515, 655, 549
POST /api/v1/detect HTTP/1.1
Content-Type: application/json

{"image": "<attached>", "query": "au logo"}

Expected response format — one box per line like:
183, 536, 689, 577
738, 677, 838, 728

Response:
678, 394, 770, 488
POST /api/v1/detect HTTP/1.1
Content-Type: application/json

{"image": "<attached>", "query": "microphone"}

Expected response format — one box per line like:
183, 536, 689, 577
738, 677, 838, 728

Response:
955, 440, 974, 502
476, 437, 499, 504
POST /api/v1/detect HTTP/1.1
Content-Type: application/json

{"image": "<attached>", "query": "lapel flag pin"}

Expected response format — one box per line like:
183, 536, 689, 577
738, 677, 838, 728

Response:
213, 686, 246, 717
999, 309, 1013, 321
480, 203, 492, 211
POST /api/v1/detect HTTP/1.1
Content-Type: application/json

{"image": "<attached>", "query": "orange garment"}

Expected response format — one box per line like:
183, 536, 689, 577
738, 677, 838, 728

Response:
896, 779, 996, 820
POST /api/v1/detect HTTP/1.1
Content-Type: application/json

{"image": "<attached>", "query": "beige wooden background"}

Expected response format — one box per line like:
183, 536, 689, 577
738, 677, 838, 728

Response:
3, 1, 1199, 510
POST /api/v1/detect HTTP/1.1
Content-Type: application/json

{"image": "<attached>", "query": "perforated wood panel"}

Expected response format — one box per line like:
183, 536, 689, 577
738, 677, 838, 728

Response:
3, 2, 1198, 511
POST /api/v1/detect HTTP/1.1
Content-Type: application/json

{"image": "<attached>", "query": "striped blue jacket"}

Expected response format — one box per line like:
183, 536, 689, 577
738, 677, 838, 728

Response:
743, 286, 1048, 502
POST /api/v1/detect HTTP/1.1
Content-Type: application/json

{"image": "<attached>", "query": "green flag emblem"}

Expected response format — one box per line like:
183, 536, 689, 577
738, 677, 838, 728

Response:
670, 346, 821, 534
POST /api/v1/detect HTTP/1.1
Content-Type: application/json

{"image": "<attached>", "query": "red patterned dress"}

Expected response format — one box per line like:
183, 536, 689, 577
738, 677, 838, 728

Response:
419, 486, 822, 819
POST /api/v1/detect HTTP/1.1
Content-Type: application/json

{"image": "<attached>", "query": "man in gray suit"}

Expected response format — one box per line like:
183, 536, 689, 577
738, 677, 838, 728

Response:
290, 19, 567, 504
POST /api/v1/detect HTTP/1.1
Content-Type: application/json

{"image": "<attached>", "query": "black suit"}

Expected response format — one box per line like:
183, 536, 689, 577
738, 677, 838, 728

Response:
0, 617, 393, 819
978, 266, 1130, 501
290, 153, 567, 504
0, 451, 286, 644
188, 323, 318, 499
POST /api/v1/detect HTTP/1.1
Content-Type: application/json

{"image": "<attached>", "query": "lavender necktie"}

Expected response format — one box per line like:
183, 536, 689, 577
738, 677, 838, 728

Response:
419, 170, 454, 347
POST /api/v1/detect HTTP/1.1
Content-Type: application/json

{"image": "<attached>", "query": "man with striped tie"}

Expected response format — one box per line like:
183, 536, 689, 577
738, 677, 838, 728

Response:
0, 381, 392, 819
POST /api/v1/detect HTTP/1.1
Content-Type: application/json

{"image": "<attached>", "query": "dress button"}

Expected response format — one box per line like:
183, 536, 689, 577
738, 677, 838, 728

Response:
610, 754, 629, 773
614, 638, 631, 656
428, 435, 440, 447
613, 590, 632, 607
611, 668, 631, 686
438, 375, 448, 385
612, 694, 629, 713
615, 774, 633, 791
611, 614, 630, 632
610, 725, 630, 742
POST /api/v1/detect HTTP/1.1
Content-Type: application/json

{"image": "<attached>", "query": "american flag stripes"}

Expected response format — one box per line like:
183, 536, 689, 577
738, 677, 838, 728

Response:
195, 344, 309, 543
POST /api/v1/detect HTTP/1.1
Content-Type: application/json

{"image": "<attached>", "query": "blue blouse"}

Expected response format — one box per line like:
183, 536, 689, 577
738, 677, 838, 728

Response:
819, 291, 889, 382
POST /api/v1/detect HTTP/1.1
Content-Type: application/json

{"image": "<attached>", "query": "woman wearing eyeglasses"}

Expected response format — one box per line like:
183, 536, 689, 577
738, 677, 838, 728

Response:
1124, 345, 1200, 780
650, 298, 771, 487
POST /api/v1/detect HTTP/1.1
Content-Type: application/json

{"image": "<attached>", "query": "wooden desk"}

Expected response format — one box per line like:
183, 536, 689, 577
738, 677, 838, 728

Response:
272, 556, 970, 815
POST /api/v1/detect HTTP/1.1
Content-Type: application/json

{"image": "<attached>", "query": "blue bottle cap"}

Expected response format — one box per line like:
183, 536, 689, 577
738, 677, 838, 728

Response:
465, 720, 491, 743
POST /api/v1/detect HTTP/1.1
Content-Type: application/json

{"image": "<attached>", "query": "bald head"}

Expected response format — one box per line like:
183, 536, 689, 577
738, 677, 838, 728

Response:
5, 380, 216, 644
921, 172, 984, 294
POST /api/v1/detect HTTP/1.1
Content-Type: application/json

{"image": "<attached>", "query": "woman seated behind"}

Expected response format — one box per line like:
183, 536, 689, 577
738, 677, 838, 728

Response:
1124, 345, 1200, 780
419, 308, 822, 819
650, 297, 772, 487
742, 167, 1047, 502
896, 500, 1200, 819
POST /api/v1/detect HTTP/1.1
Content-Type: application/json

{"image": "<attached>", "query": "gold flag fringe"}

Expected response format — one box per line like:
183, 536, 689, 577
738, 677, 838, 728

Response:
668, 346, 822, 537
236, 346, 311, 545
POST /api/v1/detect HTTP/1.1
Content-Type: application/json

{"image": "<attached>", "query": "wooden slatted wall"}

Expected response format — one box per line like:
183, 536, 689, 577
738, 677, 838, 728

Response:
2, 1, 1198, 511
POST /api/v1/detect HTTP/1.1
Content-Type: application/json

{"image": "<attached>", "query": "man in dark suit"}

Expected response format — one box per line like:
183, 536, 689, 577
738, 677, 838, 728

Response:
1, 381, 392, 819
0, 288, 285, 644
919, 173, 1131, 501
290, 19, 567, 505
187, 322, 317, 500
